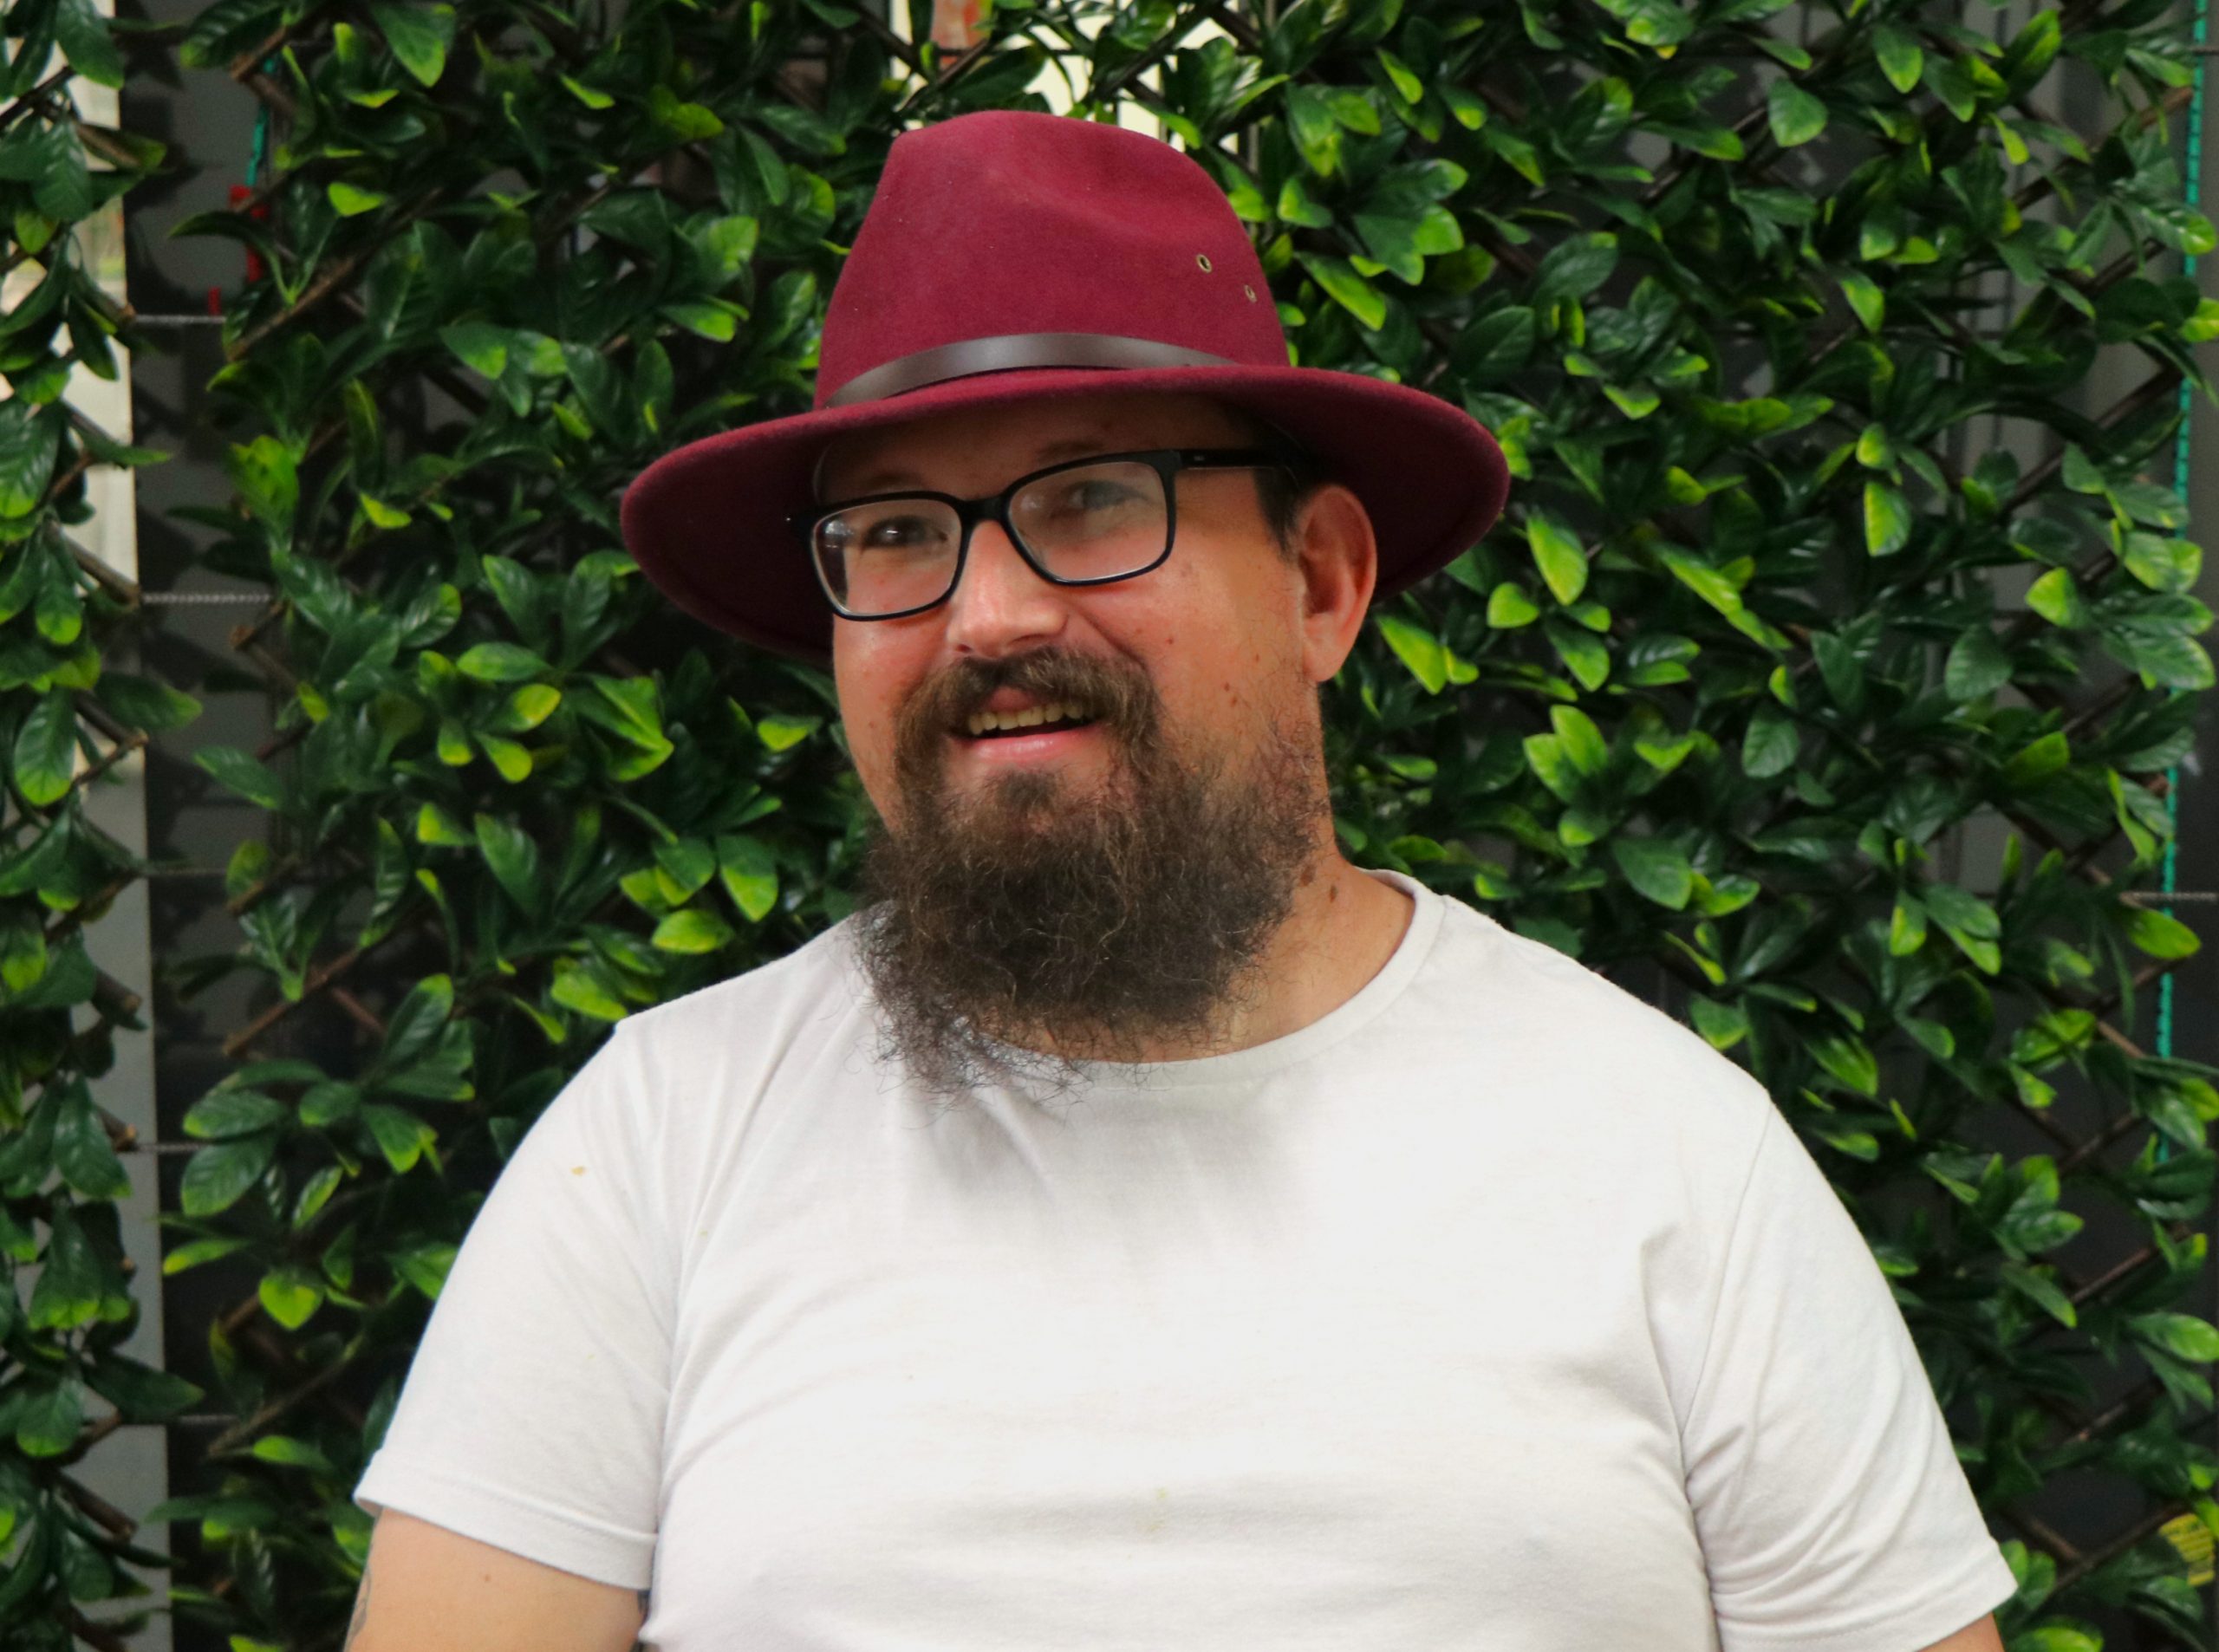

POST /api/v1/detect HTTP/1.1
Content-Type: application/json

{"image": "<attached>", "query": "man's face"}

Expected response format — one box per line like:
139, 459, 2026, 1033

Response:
820, 390, 1317, 835
815, 390, 1355, 1097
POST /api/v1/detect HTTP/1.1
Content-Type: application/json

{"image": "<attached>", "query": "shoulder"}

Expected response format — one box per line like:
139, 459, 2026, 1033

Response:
1404, 890, 1777, 1148
550, 915, 876, 1206
582, 914, 878, 1130
615, 911, 869, 1052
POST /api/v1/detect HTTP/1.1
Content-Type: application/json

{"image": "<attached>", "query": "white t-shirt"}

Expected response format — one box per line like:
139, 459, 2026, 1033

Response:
353, 869, 2018, 1651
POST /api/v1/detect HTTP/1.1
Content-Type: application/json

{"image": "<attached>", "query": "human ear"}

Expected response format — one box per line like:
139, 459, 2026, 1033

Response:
1292, 483, 1377, 684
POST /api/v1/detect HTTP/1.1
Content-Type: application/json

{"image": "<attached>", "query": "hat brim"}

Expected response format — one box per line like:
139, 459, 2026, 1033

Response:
619, 364, 1510, 666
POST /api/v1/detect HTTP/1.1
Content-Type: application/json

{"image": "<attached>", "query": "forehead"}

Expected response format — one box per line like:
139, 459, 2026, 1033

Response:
816, 391, 1260, 498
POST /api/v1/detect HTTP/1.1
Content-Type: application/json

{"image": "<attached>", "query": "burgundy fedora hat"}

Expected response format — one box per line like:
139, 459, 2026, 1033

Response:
620, 108, 1509, 666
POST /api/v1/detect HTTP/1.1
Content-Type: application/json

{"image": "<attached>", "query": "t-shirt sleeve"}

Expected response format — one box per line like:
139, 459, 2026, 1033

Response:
1684, 1101, 2021, 1651
352, 1021, 672, 1590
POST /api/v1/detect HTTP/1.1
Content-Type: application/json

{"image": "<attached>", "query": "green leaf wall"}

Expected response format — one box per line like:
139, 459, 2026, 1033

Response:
22, 0, 2219, 1644
0, 0, 199, 1642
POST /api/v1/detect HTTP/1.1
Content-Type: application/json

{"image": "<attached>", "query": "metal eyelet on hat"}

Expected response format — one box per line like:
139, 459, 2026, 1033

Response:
1243, 284, 1256, 302
1195, 253, 1212, 272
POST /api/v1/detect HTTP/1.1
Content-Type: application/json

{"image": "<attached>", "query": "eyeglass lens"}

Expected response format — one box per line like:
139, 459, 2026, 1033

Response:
811, 459, 1170, 617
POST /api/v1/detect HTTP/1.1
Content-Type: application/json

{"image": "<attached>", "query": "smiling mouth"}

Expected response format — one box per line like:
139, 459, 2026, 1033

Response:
959, 700, 1101, 740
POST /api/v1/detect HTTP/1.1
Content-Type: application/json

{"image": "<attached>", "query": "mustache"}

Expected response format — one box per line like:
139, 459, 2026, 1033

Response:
892, 649, 1160, 779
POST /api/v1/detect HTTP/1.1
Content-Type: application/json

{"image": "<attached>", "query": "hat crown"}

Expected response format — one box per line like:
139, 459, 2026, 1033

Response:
815, 111, 1288, 409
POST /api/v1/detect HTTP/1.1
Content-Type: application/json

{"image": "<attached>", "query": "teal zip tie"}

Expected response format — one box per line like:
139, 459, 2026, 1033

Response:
247, 56, 277, 188
2157, 0, 2207, 1159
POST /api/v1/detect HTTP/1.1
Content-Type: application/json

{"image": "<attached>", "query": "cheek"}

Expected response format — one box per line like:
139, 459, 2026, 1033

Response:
833, 647, 912, 801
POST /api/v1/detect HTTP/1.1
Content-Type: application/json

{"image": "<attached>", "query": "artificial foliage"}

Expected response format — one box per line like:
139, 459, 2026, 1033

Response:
10, 0, 2216, 1643
0, 0, 208, 1644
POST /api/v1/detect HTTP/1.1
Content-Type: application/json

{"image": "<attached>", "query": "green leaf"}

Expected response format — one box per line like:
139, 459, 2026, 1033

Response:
2122, 532, 2202, 595
2001, 731, 2071, 789
164, 1236, 254, 1276
1376, 614, 1449, 693
1689, 995, 1749, 1050
1890, 896, 1929, 956
2026, 567, 2084, 627
716, 834, 779, 922
653, 838, 716, 902
1811, 1034, 1880, 1096
53, 0, 127, 87
2132, 1313, 2219, 1363
2000, 1261, 2077, 1328
1545, 617, 1611, 690
0, 124, 92, 221
491, 684, 562, 734
179, 1135, 277, 1216
391, 1242, 458, 1299
251, 1434, 340, 1473
183, 1089, 288, 1141
361, 1103, 436, 1174
474, 814, 541, 913
327, 182, 388, 218
1742, 703, 1799, 777
1352, 214, 1428, 284
550, 962, 628, 1023
94, 672, 200, 732
368, 2, 455, 85
1864, 481, 1911, 556
11, 690, 76, 805
2125, 906, 2201, 959
1487, 582, 1541, 628
440, 322, 511, 378
1376, 48, 1424, 103
258, 1267, 325, 1330
752, 712, 819, 752
1526, 511, 1589, 604
416, 803, 471, 846
1838, 270, 1884, 333
1944, 628, 2013, 700
478, 733, 532, 782
1767, 81, 1827, 147
0, 918, 42, 995
0, 401, 60, 517
16, 1378, 83, 1455
559, 74, 615, 109
1927, 884, 2003, 973
652, 908, 735, 953
297, 1082, 361, 1128
380, 974, 454, 1070
51, 1083, 129, 1200
1285, 85, 1342, 174
652, 87, 726, 141
1452, 307, 1538, 384
26, 1205, 105, 1331
1873, 24, 1923, 93
1592, 0, 1695, 49
1551, 705, 1609, 776
1295, 253, 1386, 329
1926, 883, 2001, 938
456, 642, 549, 682
1438, 82, 1488, 131
194, 745, 283, 810
1611, 836, 1695, 909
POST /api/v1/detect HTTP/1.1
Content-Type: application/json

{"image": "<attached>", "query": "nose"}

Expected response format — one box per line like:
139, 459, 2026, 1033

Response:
940, 518, 1070, 660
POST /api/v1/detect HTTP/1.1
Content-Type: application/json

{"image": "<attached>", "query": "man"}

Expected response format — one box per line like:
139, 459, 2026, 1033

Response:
347, 112, 2017, 1650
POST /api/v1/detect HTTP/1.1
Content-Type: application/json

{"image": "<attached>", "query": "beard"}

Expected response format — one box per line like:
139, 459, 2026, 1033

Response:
849, 646, 1328, 1104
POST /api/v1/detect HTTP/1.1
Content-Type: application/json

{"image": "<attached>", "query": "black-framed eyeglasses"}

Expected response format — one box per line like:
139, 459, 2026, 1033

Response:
787, 446, 1298, 621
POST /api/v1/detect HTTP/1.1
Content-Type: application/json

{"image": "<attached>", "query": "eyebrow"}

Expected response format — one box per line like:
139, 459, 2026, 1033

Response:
832, 436, 1122, 497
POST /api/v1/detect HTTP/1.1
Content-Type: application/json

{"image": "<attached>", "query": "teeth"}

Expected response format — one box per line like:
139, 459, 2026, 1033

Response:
965, 700, 1092, 737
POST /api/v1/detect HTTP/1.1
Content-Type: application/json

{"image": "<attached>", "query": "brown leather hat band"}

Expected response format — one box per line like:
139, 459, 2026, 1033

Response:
823, 332, 1240, 408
